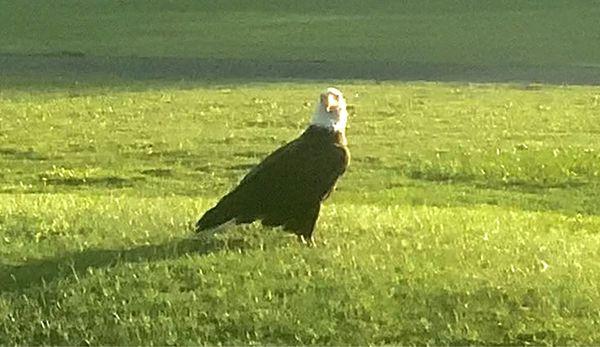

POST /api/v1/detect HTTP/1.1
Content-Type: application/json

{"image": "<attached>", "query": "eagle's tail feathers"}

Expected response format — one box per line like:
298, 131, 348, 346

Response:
195, 205, 232, 232
195, 193, 256, 232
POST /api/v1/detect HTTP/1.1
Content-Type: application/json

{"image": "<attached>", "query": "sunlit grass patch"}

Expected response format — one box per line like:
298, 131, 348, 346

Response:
2, 195, 600, 345
2, 80, 600, 344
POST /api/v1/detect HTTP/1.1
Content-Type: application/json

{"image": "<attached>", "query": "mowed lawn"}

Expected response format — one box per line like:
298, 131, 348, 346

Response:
2, 81, 600, 345
2, 0, 600, 67
2, 0, 600, 345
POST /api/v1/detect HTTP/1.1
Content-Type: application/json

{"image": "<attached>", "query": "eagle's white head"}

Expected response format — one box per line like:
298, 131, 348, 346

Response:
311, 87, 348, 133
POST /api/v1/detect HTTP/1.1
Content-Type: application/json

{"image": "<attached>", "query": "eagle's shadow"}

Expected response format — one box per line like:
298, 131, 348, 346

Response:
0, 230, 268, 295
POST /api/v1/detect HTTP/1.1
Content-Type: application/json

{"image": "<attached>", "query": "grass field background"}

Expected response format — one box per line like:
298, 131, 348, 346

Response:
2, 0, 600, 67
2, 1, 600, 345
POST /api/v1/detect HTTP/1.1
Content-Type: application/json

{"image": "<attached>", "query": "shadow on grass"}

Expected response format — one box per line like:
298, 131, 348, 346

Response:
40, 175, 144, 188
0, 147, 49, 161
2, 53, 600, 86
0, 235, 244, 294
343, 175, 600, 216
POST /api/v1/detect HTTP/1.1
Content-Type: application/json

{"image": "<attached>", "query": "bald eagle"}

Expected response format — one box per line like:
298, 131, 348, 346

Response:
195, 87, 350, 242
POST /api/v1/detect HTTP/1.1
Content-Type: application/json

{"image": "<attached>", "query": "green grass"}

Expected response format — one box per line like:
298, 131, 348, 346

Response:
2, 80, 600, 345
1, 0, 600, 67
2, 1, 600, 345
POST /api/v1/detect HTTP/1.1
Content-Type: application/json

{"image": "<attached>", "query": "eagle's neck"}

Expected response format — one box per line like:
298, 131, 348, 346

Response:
304, 125, 348, 146
310, 108, 348, 134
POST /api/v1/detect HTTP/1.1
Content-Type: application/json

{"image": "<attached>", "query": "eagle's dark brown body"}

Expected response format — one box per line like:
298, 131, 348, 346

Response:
195, 125, 349, 240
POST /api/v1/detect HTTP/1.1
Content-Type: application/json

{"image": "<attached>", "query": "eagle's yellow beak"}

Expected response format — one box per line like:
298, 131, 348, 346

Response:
322, 92, 339, 112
